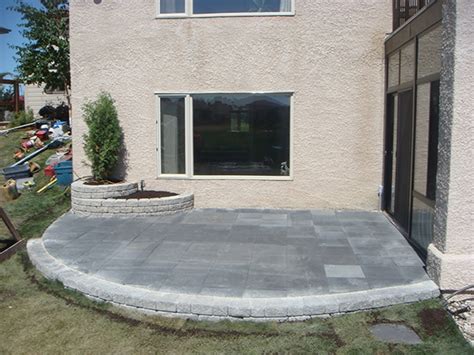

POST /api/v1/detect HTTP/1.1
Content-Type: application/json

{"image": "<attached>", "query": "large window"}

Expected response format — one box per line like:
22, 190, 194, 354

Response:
156, 0, 293, 17
157, 93, 292, 178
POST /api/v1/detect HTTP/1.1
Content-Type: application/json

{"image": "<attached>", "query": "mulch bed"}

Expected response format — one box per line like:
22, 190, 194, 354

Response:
115, 191, 178, 200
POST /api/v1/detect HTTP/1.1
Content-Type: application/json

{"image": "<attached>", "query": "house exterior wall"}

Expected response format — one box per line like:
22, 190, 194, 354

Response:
70, 0, 392, 209
427, 0, 474, 291
24, 84, 67, 118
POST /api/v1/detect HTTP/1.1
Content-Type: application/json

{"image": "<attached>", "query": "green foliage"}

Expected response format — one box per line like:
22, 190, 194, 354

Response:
9, 1, 70, 105
83, 92, 122, 181
9, 109, 34, 128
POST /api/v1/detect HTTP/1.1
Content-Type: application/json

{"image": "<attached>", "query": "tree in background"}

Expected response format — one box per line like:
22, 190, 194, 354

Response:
10, 0, 70, 109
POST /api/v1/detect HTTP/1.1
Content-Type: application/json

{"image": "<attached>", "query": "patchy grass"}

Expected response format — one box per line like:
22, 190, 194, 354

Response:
0, 254, 472, 354
0, 129, 70, 241
0, 130, 472, 354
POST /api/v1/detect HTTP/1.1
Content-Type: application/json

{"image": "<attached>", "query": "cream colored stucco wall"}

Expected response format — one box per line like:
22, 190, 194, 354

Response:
70, 0, 391, 209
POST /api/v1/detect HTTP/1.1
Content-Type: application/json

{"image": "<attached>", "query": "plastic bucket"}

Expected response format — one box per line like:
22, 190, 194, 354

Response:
54, 160, 73, 186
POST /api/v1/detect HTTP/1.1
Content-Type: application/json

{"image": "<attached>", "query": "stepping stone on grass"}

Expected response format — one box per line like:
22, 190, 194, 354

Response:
370, 324, 422, 345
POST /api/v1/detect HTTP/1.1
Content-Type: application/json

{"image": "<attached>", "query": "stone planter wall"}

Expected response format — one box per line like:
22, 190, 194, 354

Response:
71, 180, 194, 216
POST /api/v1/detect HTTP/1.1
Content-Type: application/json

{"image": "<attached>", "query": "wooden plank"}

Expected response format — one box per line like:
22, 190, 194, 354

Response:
0, 240, 26, 263
0, 207, 22, 242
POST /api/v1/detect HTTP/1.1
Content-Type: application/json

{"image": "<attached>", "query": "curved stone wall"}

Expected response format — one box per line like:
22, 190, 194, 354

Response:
71, 181, 194, 216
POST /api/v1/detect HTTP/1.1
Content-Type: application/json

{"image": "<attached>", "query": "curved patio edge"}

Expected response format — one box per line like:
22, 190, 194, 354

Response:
27, 238, 440, 322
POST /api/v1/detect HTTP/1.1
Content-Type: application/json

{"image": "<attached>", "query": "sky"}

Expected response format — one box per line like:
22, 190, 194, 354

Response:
0, 0, 41, 76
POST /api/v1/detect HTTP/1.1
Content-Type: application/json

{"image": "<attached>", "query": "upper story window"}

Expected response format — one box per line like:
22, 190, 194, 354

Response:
156, 0, 294, 17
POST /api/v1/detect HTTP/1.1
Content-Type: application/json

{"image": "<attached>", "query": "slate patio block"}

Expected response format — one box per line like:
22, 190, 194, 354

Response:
320, 246, 359, 265
356, 255, 397, 266
34, 209, 437, 320
124, 270, 169, 288
305, 277, 330, 293
361, 265, 403, 280
203, 269, 248, 289
399, 266, 431, 282
367, 277, 406, 289
246, 272, 287, 290
324, 265, 366, 278
320, 239, 350, 248
392, 256, 424, 267
327, 277, 370, 293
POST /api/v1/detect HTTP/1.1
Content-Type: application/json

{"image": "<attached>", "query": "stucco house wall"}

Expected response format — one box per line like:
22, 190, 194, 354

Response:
70, 0, 391, 209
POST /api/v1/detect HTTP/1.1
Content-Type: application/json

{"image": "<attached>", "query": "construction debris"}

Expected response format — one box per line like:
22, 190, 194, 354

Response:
1, 118, 73, 199
1, 179, 20, 201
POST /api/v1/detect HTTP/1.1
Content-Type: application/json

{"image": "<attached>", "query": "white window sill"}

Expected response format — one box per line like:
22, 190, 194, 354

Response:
155, 12, 295, 19
157, 175, 293, 181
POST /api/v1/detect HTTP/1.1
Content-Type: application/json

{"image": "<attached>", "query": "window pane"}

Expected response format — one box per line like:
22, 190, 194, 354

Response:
410, 196, 434, 252
414, 83, 430, 195
160, 0, 185, 14
388, 52, 399, 88
400, 42, 415, 84
418, 25, 441, 78
389, 94, 398, 215
193, 0, 291, 14
193, 94, 290, 176
414, 81, 439, 200
161, 97, 186, 174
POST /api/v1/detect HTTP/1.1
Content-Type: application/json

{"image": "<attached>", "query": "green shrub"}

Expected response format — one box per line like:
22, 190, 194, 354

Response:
9, 109, 34, 128
82, 92, 122, 182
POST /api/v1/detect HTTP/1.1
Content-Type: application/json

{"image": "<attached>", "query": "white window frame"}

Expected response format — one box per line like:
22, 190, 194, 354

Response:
155, 0, 295, 18
155, 91, 294, 181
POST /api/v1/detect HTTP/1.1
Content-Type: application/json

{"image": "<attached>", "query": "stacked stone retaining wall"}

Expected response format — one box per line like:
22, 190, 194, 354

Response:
71, 181, 193, 216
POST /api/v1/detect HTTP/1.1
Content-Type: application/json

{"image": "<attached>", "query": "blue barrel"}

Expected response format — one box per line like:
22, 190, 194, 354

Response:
54, 160, 73, 186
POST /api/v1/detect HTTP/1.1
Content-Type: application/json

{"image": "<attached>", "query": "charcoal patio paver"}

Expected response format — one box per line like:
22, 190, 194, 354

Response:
29, 209, 440, 320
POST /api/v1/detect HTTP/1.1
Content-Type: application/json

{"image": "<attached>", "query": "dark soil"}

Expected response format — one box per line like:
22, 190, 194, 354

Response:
115, 191, 178, 200
84, 179, 123, 186
418, 308, 449, 336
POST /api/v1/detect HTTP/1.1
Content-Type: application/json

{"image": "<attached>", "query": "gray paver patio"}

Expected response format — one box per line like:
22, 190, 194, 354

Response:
40, 209, 430, 298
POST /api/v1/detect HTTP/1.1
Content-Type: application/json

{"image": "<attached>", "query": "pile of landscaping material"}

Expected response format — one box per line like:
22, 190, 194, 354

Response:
0, 119, 73, 201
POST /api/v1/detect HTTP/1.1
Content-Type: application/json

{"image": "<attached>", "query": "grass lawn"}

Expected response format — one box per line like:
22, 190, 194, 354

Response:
0, 130, 70, 240
0, 130, 472, 354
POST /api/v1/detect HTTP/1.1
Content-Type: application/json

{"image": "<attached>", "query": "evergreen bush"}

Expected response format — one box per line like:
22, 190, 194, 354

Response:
83, 92, 122, 182
9, 109, 34, 128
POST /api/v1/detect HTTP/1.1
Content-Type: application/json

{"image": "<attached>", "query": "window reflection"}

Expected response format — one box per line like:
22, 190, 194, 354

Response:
400, 42, 415, 84
193, 94, 290, 176
388, 52, 399, 88
161, 97, 186, 174
418, 26, 441, 78
193, 0, 292, 14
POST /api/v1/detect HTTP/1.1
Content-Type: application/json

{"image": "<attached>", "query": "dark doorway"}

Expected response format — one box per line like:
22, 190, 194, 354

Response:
385, 90, 413, 234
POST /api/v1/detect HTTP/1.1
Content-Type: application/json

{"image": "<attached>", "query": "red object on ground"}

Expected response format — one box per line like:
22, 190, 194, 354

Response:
21, 140, 34, 150
44, 165, 55, 177
35, 130, 49, 141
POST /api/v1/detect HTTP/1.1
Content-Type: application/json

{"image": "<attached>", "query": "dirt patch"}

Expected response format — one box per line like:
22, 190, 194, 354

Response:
418, 308, 449, 336
115, 191, 178, 199
321, 324, 345, 348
